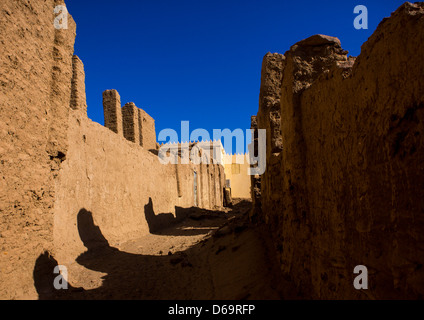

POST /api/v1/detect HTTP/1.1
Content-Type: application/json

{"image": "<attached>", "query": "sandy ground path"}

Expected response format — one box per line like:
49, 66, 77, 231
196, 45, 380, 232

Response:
35, 200, 289, 300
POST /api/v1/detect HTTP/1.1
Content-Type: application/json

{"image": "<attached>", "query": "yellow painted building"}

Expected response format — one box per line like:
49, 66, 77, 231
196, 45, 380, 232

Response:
223, 153, 251, 199
160, 140, 252, 200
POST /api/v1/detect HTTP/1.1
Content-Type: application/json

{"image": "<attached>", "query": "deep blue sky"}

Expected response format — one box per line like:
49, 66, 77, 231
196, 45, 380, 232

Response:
66, 0, 406, 153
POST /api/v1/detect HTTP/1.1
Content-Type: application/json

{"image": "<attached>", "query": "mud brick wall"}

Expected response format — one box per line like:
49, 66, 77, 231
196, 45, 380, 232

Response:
138, 108, 157, 151
122, 102, 140, 144
54, 112, 225, 269
0, 0, 76, 299
249, 116, 262, 219
103, 89, 123, 135
255, 2, 424, 299
0, 0, 224, 299
255, 53, 284, 223
70, 55, 87, 114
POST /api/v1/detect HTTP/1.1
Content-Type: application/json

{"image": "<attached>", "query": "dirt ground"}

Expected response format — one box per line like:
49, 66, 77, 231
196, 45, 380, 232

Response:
33, 199, 293, 300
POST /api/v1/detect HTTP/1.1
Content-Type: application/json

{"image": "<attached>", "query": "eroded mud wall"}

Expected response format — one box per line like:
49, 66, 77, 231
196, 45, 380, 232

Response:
256, 3, 424, 299
0, 0, 76, 299
0, 0, 224, 299
256, 53, 285, 221
54, 111, 223, 265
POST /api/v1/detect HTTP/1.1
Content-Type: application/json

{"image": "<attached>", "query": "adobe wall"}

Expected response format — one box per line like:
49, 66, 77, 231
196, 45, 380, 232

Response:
53, 88, 224, 286
122, 102, 140, 144
255, 2, 424, 299
53, 110, 223, 267
249, 116, 262, 219
103, 90, 123, 135
138, 108, 157, 151
0, 0, 76, 299
255, 53, 284, 220
52, 79, 225, 294
0, 0, 223, 299
70, 55, 87, 113
104, 91, 157, 150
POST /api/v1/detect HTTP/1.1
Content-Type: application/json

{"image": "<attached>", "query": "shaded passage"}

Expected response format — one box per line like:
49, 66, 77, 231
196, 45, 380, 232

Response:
33, 200, 292, 300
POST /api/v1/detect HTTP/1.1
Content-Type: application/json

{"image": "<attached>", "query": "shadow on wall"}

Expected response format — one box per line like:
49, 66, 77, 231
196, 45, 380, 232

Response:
33, 204, 253, 300
78, 209, 111, 249
144, 197, 222, 236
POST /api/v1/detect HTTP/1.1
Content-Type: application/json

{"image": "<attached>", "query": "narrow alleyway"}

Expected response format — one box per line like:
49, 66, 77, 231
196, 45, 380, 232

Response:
33, 200, 291, 300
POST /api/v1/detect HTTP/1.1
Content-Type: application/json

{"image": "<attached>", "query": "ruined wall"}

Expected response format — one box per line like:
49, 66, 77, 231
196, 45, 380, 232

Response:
138, 108, 157, 151
103, 89, 123, 135
104, 92, 157, 150
54, 89, 224, 282
54, 110, 223, 266
199, 164, 210, 208
256, 2, 424, 299
70, 55, 87, 114
0, 0, 76, 299
249, 116, 262, 218
0, 0, 223, 299
122, 102, 140, 144
255, 53, 284, 221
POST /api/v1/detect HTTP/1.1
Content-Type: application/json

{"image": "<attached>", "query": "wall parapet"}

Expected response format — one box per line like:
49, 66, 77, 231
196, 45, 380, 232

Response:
70, 55, 87, 114
103, 89, 123, 135
102, 89, 157, 150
